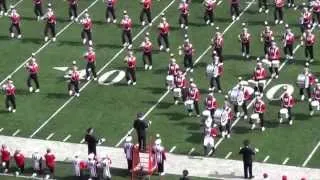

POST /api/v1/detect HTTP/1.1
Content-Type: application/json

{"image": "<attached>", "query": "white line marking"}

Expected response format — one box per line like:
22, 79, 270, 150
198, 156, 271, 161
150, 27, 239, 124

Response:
188, 148, 195, 155
62, 134, 72, 142
263, 155, 270, 163
224, 152, 232, 159
282, 157, 290, 165
115, 0, 256, 147
0, 0, 99, 86
0, 173, 56, 180
217, 1, 223, 5
80, 138, 85, 143
45, 133, 55, 140
29, 0, 176, 138
12, 0, 24, 8
0, 128, 3, 133
169, 146, 176, 153
302, 141, 320, 167
12, 129, 20, 136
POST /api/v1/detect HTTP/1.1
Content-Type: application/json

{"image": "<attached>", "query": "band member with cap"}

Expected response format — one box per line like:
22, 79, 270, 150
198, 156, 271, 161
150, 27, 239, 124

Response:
133, 112, 151, 151
174, 70, 188, 104
72, 153, 81, 177
188, 82, 201, 117
274, 0, 285, 24
211, 28, 224, 60
282, 26, 295, 62
313, 0, 320, 27
85, 128, 98, 155
123, 135, 134, 172
230, 0, 240, 21
252, 60, 267, 94
33, 0, 43, 21
14, 149, 25, 175
44, 148, 55, 179
233, 78, 248, 120
260, 23, 274, 56
301, 28, 316, 63
300, 7, 313, 33
100, 154, 112, 179
84, 46, 97, 80
279, 85, 295, 125
42, 4, 56, 42
203, 122, 218, 156
203, 0, 216, 26
258, 0, 268, 13
1, 144, 10, 173
67, 0, 78, 21
238, 25, 251, 59
179, 38, 195, 72
204, 91, 218, 118
158, 15, 170, 52
152, 138, 166, 176
179, 0, 189, 30
208, 56, 223, 93
3, 77, 16, 112
8, 7, 22, 39
78, 11, 93, 46
0, 0, 8, 16
124, 50, 137, 86
299, 63, 316, 101
26, 53, 40, 93
309, 82, 320, 116
222, 96, 233, 138
87, 153, 97, 179
120, 10, 133, 48
252, 93, 266, 131
266, 41, 281, 79
140, 33, 153, 70
104, 0, 117, 23
140, 0, 152, 26
31, 152, 42, 176
68, 63, 80, 97
168, 54, 180, 77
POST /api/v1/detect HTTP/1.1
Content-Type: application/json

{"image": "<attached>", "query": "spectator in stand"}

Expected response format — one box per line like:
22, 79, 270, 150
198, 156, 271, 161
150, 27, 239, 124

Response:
44, 148, 56, 179
263, 173, 269, 179
13, 149, 25, 175
180, 169, 190, 180
1, 144, 10, 173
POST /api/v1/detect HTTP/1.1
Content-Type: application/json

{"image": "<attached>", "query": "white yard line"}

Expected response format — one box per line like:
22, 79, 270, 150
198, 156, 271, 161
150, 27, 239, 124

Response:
0, 0, 99, 86
12, 129, 20, 136
0, 128, 3, 133
45, 133, 55, 140
188, 147, 195, 155
115, 0, 256, 147
302, 141, 320, 167
80, 138, 85, 143
282, 157, 290, 165
0, 173, 56, 180
224, 152, 232, 159
263, 155, 270, 163
29, 0, 177, 138
169, 146, 176, 153
12, 0, 24, 8
62, 134, 72, 142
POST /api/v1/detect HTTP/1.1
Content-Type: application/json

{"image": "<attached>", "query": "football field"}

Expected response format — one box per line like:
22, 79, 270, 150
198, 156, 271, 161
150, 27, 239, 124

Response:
0, 0, 319, 178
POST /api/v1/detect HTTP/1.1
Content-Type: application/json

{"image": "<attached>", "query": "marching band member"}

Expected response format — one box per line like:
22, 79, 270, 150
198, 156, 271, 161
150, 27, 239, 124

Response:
8, 7, 22, 39
3, 77, 16, 112
168, 54, 180, 77
104, 0, 117, 23
79, 11, 93, 46
152, 139, 166, 176
174, 70, 188, 104
140, 0, 152, 26
44, 148, 56, 179
179, 0, 189, 29
124, 50, 137, 86
67, 0, 78, 21
158, 16, 170, 52
42, 4, 56, 42
300, 7, 313, 33
84, 46, 97, 80
180, 39, 195, 72
140, 33, 153, 70
211, 29, 224, 60
26, 54, 40, 93
252, 61, 267, 93
204, 91, 218, 118
120, 10, 133, 48
309, 82, 320, 116
123, 135, 133, 172
203, 123, 218, 156
301, 28, 316, 63
274, 0, 285, 24
258, 0, 268, 13
282, 27, 295, 62
252, 93, 266, 131
260, 24, 274, 56
238, 26, 251, 59
299, 64, 316, 101
203, 0, 216, 26
287, 0, 294, 8
0, 0, 7, 16
230, 0, 240, 21
72, 153, 81, 177
313, 0, 320, 27
208, 56, 223, 93
1, 144, 10, 173
232, 81, 248, 120
87, 153, 97, 179
222, 96, 233, 138
31, 152, 42, 176
14, 150, 25, 175
68, 64, 80, 97
187, 83, 201, 117
33, 0, 43, 21
100, 155, 112, 179
279, 85, 295, 125
266, 41, 281, 79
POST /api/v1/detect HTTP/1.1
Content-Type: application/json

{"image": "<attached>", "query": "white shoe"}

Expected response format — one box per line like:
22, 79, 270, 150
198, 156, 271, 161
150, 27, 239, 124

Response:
35, 89, 40, 93
17, 34, 22, 39
232, 16, 236, 21
148, 22, 152, 27
246, 54, 250, 59
93, 77, 97, 81
144, 64, 148, 70
218, 90, 222, 93
279, 118, 283, 123
265, 9, 269, 14
275, 20, 279, 24
127, 80, 132, 85
12, 109, 16, 113
32, 173, 37, 177
45, 174, 50, 179
206, 20, 210, 25
251, 124, 256, 130
279, 20, 283, 24
70, 16, 74, 21
107, 18, 111, 23
82, 38, 87, 44
275, 75, 279, 79
166, 48, 170, 52
10, 33, 14, 38
288, 3, 291, 7
289, 120, 293, 125
301, 95, 305, 101
159, 45, 164, 51
113, 19, 117, 23
75, 93, 80, 97
174, 100, 179, 105
86, 76, 90, 81
310, 59, 314, 63
15, 171, 19, 176
52, 37, 56, 42
188, 112, 192, 117
196, 114, 200, 117
29, 87, 33, 92
148, 65, 152, 70
37, 16, 40, 21
123, 42, 128, 47
259, 8, 263, 13
128, 44, 132, 49
242, 52, 245, 57
227, 134, 231, 138
190, 68, 194, 73
88, 40, 93, 46
132, 82, 136, 86
141, 21, 146, 26
69, 90, 73, 96
210, 22, 214, 26
208, 87, 213, 91
310, 110, 314, 116
236, 112, 240, 117
8, 106, 12, 112
236, 16, 239, 21
308, 98, 312, 102
0, 11, 3, 16
244, 115, 248, 120
185, 26, 188, 30
261, 127, 265, 131
180, 24, 185, 29
4, 12, 7, 16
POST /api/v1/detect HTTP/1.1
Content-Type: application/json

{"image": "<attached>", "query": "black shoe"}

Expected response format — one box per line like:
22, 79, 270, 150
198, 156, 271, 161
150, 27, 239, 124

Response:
249, 176, 255, 179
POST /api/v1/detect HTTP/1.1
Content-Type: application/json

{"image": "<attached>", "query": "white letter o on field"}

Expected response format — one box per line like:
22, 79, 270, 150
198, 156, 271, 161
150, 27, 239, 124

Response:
98, 70, 126, 86
266, 84, 294, 101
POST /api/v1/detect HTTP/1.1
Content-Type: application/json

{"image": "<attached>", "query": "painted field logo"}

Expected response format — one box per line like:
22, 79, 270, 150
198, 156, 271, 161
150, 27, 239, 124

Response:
266, 84, 294, 101
53, 67, 125, 86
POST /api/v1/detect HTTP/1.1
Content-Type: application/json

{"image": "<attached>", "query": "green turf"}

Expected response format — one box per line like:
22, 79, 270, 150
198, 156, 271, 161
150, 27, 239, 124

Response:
0, 2, 319, 180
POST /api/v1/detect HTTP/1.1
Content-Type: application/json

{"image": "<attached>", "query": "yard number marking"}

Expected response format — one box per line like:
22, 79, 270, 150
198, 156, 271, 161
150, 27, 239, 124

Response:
266, 84, 294, 101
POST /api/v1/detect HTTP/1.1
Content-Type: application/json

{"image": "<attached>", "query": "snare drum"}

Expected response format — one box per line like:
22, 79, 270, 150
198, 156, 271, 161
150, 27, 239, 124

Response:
202, 110, 211, 117
206, 64, 214, 78
173, 88, 182, 98
166, 75, 174, 89
271, 60, 280, 68
297, 74, 306, 88
248, 79, 258, 87
185, 100, 194, 110
279, 108, 289, 119
258, 80, 266, 88
250, 113, 260, 123
229, 89, 240, 104
311, 100, 320, 110
213, 108, 224, 124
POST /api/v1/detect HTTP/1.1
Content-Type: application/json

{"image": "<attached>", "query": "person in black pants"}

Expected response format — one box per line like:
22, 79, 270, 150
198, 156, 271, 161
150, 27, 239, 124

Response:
179, 169, 190, 180
230, 0, 240, 21
133, 112, 150, 152
85, 128, 98, 155
239, 140, 257, 179
33, 0, 43, 20
0, 0, 8, 16
68, 0, 78, 20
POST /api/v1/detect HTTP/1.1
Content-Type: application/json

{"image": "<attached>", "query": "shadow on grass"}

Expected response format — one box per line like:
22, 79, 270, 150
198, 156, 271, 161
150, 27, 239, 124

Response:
15, 88, 29, 95
154, 111, 186, 120
46, 92, 70, 99
140, 87, 165, 94
185, 131, 202, 144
